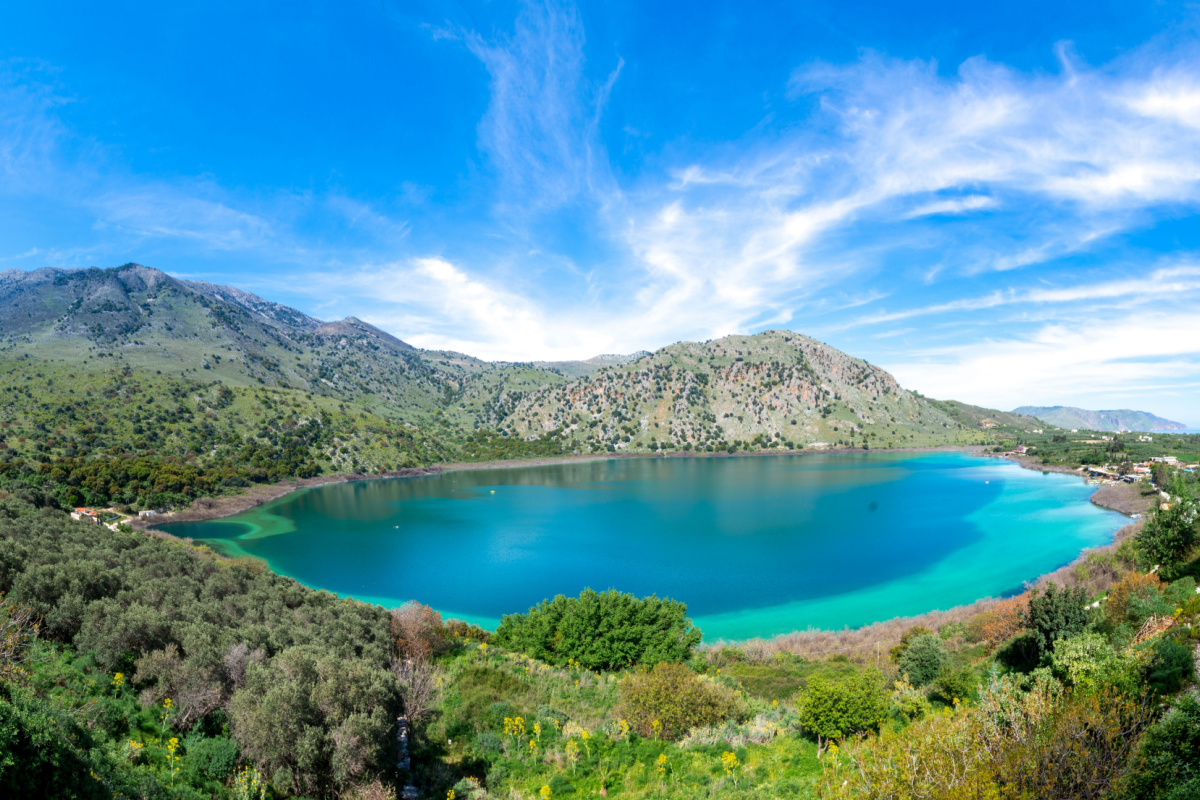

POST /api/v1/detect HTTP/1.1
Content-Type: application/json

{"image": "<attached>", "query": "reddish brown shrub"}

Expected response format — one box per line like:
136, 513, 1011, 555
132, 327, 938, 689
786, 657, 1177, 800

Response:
979, 593, 1029, 650
1104, 571, 1163, 625
390, 601, 446, 662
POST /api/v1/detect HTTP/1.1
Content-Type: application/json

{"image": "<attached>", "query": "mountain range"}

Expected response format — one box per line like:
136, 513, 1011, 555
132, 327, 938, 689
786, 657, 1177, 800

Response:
1013, 406, 1187, 432
0, 264, 1042, 463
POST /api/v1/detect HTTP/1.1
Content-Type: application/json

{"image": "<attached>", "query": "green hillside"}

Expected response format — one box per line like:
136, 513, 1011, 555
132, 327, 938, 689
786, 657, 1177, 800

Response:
0, 265, 1025, 515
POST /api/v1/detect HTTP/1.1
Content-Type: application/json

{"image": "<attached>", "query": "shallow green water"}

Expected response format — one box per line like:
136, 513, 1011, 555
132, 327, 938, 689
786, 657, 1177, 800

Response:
159, 452, 1125, 640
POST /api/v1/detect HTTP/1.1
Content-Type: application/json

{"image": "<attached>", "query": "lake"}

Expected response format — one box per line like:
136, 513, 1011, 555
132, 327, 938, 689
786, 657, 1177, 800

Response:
158, 451, 1126, 641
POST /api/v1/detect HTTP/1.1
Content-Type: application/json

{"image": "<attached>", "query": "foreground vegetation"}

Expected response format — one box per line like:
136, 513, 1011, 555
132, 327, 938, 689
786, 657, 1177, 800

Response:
3, 459, 1198, 799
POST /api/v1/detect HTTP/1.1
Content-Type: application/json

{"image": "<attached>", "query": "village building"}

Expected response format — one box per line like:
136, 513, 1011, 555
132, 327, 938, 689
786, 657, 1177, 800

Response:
70, 508, 100, 524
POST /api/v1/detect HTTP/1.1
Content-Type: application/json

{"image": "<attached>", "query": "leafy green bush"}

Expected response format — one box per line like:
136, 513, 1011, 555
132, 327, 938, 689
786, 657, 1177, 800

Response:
1050, 632, 1136, 692
184, 734, 238, 781
796, 669, 888, 756
1121, 692, 1200, 799
898, 634, 947, 687
1135, 497, 1199, 577
492, 589, 702, 670
0, 682, 110, 799
930, 666, 975, 705
615, 662, 745, 741
1138, 636, 1195, 695
888, 625, 932, 662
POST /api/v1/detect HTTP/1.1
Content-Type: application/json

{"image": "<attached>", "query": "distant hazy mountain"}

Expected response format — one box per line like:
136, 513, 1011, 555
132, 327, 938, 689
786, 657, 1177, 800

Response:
1013, 406, 1187, 432
0, 263, 1020, 450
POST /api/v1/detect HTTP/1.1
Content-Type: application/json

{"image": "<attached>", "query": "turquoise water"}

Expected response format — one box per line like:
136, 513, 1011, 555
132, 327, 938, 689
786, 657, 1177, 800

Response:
159, 452, 1126, 641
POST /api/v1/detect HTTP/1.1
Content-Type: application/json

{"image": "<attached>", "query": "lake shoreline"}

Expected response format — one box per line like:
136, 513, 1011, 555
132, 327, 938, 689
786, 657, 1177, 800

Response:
139, 444, 1146, 645
137, 442, 1143, 530
136, 443, 985, 529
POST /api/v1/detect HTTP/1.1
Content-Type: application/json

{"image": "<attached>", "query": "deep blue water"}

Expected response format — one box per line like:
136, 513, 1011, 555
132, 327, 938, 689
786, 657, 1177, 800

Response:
159, 452, 1126, 640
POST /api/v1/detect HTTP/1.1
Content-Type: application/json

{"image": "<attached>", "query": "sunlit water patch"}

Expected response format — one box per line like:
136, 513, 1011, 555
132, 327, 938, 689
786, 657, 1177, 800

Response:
158, 452, 1125, 640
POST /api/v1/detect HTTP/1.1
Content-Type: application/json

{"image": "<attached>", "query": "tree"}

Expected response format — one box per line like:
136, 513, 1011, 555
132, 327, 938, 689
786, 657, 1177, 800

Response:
1135, 497, 1198, 576
390, 601, 447, 662
493, 589, 702, 670
898, 634, 947, 687
796, 669, 888, 756
1023, 583, 1089, 664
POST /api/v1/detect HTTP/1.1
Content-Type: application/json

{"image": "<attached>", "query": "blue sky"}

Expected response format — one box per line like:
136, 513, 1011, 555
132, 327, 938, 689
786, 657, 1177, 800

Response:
2, 1, 1200, 423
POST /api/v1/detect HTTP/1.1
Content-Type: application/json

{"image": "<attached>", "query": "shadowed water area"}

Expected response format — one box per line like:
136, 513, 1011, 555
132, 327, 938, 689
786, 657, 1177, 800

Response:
159, 452, 1126, 640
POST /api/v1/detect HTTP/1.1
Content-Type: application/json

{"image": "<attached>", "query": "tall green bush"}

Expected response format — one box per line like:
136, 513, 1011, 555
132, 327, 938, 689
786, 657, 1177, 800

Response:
796, 669, 888, 756
897, 634, 946, 687
1135, 497, 1199, 577
1121, 692, 1200, 799
1024, 583, 1089, 664
492, 589, 702, 670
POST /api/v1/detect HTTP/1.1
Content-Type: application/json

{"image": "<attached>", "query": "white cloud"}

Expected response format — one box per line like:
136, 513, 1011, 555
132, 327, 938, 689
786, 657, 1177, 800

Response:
904, 195, 996, 218
888, 311, 1200, 424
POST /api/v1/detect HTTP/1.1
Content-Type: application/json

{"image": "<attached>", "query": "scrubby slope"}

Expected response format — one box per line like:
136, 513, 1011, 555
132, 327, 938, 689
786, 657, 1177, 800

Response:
506, 331, 981, 452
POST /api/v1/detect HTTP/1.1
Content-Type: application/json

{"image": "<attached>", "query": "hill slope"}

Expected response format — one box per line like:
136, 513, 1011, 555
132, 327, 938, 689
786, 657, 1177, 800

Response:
0, 264, 1021, 511
1013, 405, 1187, 432
506, 331, 982, 452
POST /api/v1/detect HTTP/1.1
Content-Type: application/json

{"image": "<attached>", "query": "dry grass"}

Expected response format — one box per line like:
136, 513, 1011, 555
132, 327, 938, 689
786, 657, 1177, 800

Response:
708, 521, 1144, 664
706, 599, 998, 665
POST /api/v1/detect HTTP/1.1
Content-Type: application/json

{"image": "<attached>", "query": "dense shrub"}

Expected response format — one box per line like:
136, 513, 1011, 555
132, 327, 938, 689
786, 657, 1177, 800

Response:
493, 589, 702, 670
897, 634, 947, 687
615, 662, 744, 741
183, 734, 239, 781
888, 625, 932, 662
0, 682, 110, 799
1106, 572, 1165, 626
1135, 497, 1199, 576
0, 497, 401, 797
930, 666, 975, 705
1121, 692, 1200, 799
796, 669, 888, 755
1050, 632, 1136, 692
1024, 583, 1089, 664
1138, 636, 1195, 694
